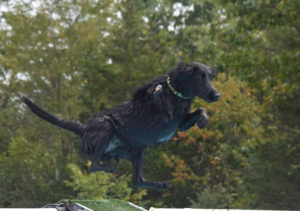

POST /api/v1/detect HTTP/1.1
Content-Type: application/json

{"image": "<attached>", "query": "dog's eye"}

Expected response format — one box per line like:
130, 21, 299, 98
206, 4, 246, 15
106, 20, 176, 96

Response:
210, 75, 214, 80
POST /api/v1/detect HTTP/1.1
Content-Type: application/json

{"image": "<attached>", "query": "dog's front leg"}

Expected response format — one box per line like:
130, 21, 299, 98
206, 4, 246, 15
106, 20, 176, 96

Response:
179, 107, 209, 132
195, 107, 209, 129
131, 147, 170, 190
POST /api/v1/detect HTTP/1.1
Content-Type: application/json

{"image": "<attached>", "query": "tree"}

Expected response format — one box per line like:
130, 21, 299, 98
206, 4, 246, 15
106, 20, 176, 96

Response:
0, 0, 133, 207
208, 0, 300, 209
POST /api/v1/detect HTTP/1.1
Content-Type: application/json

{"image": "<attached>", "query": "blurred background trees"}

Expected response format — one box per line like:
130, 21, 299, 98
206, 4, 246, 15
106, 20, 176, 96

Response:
0, 0, 299, 209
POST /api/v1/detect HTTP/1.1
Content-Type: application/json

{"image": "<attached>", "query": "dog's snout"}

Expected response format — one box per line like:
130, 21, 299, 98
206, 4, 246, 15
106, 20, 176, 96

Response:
213, 93, 221, 101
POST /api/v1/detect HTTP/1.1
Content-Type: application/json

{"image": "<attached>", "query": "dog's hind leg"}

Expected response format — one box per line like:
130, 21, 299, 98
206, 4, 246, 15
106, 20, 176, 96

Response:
88, 117, 117, 173
131, 147, 170, 190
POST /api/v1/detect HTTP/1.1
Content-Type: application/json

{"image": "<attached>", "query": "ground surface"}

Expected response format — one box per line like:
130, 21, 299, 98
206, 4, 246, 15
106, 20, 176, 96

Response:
58, 199, 141, 211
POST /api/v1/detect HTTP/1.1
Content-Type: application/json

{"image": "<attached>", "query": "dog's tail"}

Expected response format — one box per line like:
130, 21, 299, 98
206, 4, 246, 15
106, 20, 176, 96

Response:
22, 96, 85, 136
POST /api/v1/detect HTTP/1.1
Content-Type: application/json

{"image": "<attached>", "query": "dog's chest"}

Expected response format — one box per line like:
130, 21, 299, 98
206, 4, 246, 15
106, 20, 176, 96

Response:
110, 99, 190, 147
156, 121, 178, 143
155, 100, 190, 143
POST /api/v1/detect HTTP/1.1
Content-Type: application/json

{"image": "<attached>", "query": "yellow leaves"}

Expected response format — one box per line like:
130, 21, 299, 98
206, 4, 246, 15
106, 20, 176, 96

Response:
210, 160, 218, 167
209, 155, 222, 169
291, 164, 300, 170
217, 72, 227, 82
162, 154, 200, 186
186, 137, 195, 144
162, 192, 169, 198
79, 27, 88, 34
267, 125, 278, 130
262, 80, 267, 87
280, 0, 289, 5
177, 131, 192, 144
131, 189, 147, 201
83, 79, 88, 83
142, 30, 147, 35
212, 117, 219, 122
87, 33, 95, 40
178, 131, 188, 138
163, 153, 174, 168
201, 130, 216, 141
160, 39, 166, 44
179, 51, 183, 56
202, 133, 209, 141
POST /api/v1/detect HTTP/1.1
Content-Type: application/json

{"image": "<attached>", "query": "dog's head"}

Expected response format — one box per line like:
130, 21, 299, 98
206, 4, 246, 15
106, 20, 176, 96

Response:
168, 62, 220, 103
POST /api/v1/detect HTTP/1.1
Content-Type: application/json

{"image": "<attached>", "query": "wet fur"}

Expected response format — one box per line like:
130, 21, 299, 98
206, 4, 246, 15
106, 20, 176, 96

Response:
22, 61, 220, 190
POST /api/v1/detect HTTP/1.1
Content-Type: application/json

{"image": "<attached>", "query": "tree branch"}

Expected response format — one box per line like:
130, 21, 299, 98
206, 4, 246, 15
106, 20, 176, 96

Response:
271, 4, 300, 35
261, 120, 300, 135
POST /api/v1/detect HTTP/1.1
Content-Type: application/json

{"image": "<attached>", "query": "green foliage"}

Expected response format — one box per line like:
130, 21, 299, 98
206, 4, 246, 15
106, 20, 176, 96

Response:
0, 134, 73, 207
189, 187, 234, 209
239, 139, 300, 210
65, 163, 147, 201
0, 0, 299, 209
209, 0, 300, 209
58, 199, 141, 211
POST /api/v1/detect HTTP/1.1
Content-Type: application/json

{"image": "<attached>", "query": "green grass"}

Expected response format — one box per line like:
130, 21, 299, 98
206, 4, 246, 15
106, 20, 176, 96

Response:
58, 199, 141, 211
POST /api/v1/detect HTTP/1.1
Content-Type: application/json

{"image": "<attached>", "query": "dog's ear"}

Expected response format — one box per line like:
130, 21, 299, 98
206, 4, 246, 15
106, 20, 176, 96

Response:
209, 67, 216, 79
177, 66, 194, 81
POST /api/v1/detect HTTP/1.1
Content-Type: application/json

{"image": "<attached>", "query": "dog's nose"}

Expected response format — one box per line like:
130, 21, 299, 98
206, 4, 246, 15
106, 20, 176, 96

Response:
213, 93, 221, 101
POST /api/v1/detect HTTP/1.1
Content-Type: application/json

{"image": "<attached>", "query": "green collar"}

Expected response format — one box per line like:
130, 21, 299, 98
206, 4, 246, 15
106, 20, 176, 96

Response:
167, 77, 192, 99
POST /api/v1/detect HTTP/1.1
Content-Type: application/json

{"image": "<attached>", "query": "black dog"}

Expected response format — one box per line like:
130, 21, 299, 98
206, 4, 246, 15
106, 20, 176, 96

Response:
22, 61, 220, 190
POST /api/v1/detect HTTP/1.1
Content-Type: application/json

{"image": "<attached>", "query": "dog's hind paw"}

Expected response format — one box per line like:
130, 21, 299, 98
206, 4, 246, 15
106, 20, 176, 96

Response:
133, 180, 170, 190
105, 165, 117, 174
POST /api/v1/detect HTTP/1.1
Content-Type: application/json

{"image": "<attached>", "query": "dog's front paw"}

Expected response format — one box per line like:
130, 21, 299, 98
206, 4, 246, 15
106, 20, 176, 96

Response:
196, 107, 209, 129
156, 181, 170, 191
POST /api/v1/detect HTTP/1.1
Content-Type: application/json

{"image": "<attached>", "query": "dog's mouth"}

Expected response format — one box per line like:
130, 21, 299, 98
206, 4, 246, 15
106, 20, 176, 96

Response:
204, 99, 214, 103
203, 94, 221, 103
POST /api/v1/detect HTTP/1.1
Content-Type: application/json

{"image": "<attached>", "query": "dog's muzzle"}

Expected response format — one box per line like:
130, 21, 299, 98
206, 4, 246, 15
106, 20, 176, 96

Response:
212, 93, 221, 101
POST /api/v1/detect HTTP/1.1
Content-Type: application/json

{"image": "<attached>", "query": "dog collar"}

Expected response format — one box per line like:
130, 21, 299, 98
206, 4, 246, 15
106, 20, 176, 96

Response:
167, 77, 192, 99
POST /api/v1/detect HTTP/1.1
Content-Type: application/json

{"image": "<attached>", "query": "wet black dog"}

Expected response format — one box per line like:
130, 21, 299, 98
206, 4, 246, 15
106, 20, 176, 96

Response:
22, 61, 220, 190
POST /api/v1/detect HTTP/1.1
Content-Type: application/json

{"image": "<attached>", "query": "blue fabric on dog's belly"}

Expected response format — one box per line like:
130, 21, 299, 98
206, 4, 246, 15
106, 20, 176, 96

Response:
104, 133, 125, 153
107, 112, 183, 148
156, 121, 177, 142
104, 133, 132, 159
